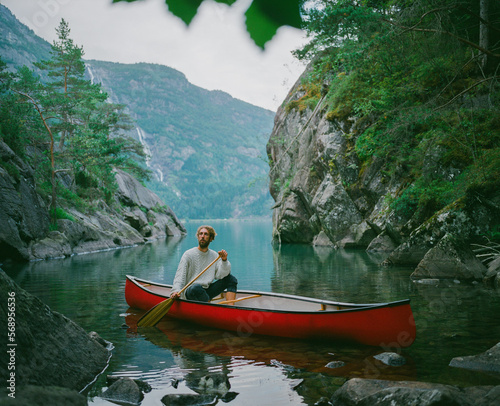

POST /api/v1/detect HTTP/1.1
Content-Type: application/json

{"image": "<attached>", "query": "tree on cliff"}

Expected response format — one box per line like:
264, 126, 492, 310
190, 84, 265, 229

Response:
286, 0, 499, 227
0, 20, 148, 224
34, 18, 99, 151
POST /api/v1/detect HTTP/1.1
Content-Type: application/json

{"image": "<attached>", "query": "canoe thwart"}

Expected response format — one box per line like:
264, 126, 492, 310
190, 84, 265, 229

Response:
217, 294, 262, 305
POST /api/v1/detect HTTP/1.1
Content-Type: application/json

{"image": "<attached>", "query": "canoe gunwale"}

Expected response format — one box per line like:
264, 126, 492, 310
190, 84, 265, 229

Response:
126, 275, 411, 315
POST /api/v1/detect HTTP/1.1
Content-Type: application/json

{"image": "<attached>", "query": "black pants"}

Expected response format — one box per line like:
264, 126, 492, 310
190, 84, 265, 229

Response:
185, 274, 238, 302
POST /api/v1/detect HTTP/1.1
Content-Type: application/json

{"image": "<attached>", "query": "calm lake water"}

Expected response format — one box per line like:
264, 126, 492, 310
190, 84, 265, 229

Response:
3, 219, 500, 405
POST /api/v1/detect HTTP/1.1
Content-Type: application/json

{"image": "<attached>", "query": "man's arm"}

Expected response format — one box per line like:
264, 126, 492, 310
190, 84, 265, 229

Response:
214, 249, 231, 279
171, 253, 189, 298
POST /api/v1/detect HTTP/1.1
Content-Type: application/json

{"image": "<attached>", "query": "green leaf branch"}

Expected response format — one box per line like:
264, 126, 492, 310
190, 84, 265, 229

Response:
112, 0, 303, 48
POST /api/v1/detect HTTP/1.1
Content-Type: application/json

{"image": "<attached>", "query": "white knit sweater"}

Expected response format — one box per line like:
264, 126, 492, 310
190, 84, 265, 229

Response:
171, 247, 231, 297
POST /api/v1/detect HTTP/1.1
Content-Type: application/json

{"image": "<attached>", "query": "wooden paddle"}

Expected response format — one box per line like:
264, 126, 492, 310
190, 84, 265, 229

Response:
137, 254, 221, 327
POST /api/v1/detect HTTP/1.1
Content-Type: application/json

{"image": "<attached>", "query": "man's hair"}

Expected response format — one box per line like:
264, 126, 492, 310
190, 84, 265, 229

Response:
197, 225, 216, 242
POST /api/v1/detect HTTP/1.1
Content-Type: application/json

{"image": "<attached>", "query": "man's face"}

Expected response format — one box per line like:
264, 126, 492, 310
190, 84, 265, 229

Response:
197, 228, 212, 249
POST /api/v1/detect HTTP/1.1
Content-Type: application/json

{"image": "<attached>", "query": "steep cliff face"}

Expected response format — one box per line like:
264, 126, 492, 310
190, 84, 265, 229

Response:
268, 73, 397, 247
0, 141, 185, 262
267, 68, 499, 282
0, 5, 50, 70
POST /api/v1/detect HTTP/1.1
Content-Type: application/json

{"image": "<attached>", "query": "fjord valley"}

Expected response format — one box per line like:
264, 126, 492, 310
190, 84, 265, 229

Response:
1, 1, 500, 405
85, 59, 275, 220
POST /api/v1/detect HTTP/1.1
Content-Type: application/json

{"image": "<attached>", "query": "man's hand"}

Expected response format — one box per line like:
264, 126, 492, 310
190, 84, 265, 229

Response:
170, 291, 180, 299
218, 249, 228, 261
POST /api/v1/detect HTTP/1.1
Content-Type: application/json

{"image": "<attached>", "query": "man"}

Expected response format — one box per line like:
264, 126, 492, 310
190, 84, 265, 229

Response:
170, 225, 237, 303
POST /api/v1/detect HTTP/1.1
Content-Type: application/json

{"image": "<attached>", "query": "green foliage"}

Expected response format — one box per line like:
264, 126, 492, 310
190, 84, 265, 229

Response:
112, 0, 303, 48
285, 82, 321, 113
294, 0, 500, 222
48, 207, 76, 230
390, 177, 459, 220
0, 19, 150, 220
0, 160, 20, 180
52, 207, 76, 222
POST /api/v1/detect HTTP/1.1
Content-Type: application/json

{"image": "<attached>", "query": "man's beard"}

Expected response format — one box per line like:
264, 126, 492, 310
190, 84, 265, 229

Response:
199, 240, 210, 249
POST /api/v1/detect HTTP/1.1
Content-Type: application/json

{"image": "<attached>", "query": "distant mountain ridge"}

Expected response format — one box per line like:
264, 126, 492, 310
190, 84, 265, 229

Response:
0, 4, 275, 219
0, 5, 50, 70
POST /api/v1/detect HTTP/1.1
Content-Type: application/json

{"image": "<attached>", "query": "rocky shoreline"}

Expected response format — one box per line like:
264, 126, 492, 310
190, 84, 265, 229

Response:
266, 66, 500, 289
1, 267, 499, 406
0, 140, 186, 262
88, 346, 500, 406
0, 271, 111, 405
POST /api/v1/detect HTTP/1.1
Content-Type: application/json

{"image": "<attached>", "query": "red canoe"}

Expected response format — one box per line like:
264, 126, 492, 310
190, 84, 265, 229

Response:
125, 275, 416, 348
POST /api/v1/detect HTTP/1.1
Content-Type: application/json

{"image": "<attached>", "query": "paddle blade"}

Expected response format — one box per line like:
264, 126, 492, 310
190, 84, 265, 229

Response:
137, 298, 175, 327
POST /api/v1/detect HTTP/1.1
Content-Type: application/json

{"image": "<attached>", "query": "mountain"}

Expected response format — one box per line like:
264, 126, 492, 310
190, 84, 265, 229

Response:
86, 60, 275, 219
0, 5, 50, 70
0, 4, 275, 220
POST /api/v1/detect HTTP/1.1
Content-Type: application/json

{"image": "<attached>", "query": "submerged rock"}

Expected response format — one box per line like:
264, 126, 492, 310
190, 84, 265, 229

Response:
161, 394, 217, 406
373, 352, 406, 366
102, 377, 144, 405
449, 342, 500, 373
331, 378, 500, 406
196, 373, 230, 395
107, 376, 152, 393
325, 361, 346, 369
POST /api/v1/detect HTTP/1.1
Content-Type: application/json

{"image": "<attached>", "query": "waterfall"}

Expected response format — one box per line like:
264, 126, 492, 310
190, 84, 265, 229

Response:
85, 64, 117, 103
86, 64, 95, 84
85, 64, 170, 191
136, 127, 164, 183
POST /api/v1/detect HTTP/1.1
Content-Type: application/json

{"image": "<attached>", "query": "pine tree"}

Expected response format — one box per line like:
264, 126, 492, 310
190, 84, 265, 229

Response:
35, 19, 106, 150
8, 20, 148, 223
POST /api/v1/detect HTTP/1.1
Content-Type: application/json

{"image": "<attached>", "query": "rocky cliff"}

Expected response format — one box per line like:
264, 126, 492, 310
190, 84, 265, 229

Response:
0, 140, 185, 262
267, 67, 500, 284
0, 271, 111, 394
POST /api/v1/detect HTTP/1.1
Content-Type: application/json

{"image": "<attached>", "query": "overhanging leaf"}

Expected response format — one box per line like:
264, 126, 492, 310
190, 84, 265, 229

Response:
245, 0, 303, 48
164, 0, 238, 25
164, 0, 203, 25
112, 0, 301, 47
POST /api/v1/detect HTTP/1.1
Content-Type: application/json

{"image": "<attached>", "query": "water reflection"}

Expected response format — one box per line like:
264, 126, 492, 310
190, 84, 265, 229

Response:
124, 312, 417, 381
115, 311, 416, 405
3, 219, 500, 405
271, 243, 413, 304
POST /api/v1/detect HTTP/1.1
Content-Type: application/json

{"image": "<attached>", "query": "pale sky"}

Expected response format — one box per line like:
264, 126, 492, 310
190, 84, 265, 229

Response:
1, 0, 308, 111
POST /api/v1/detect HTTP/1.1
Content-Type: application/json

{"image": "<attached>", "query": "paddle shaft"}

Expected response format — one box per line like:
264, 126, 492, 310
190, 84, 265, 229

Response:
174, 254, 221, 297
137, 254, 221, 327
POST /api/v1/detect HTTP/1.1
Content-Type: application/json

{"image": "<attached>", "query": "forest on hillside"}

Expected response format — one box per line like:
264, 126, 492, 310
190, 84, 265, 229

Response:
0, 19, 148, 225
0, 6, 275, 221
288, 0, 499, 232
85, 60, 274, 219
